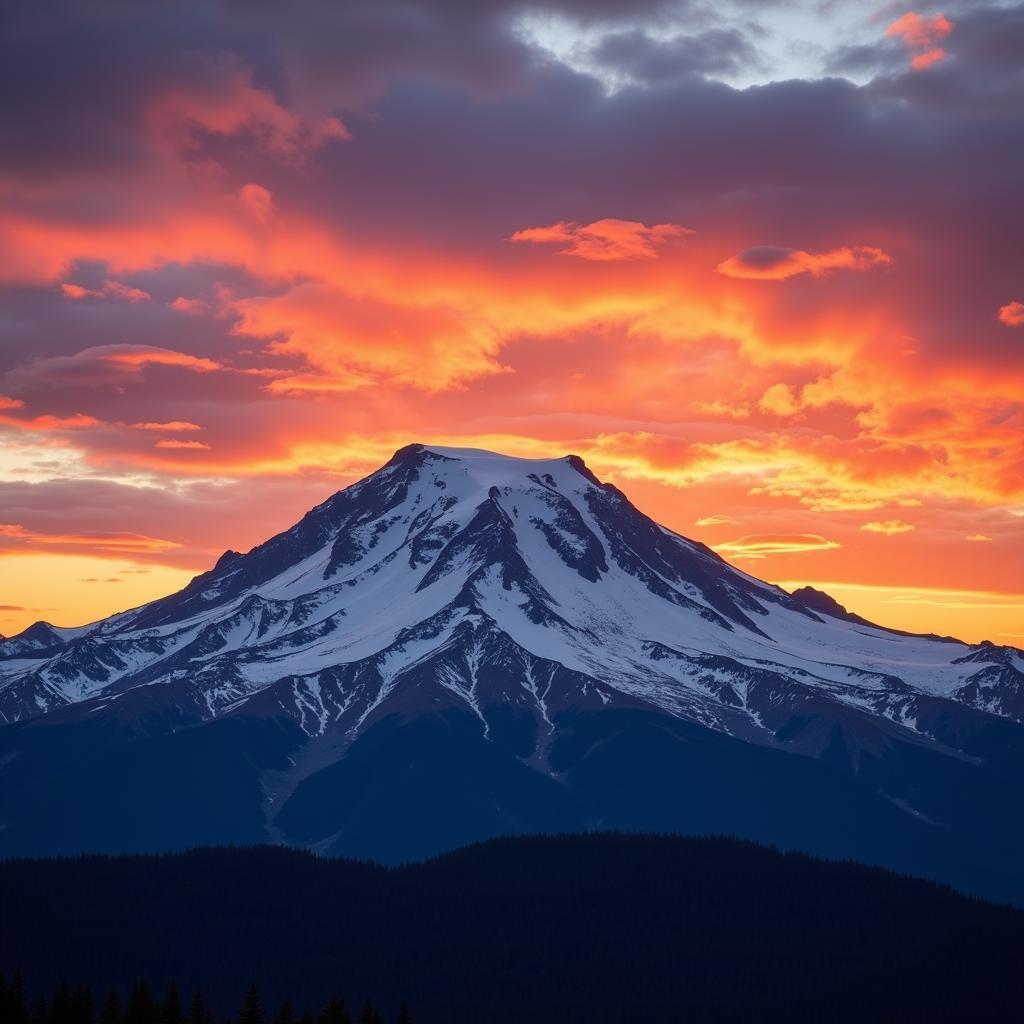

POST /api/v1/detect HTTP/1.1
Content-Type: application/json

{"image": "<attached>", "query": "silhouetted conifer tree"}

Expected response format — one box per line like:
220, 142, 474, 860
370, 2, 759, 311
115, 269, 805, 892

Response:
31, 995, 49, 1024
16, 974, 31, 1024
160, 982, 184, 1024
101, 988, 121, 1024
0, 976, 405, 1024
358, 998, 381, 1024
187, 991, 205, 1024
50, 980, 72, 1024
318, 997, 350, 1024
272, 998, 297, 1024
124, 980, 157, 1024
239, 984, 265, 1024
0, 973, 30, 1024
70, 984, 94, 1024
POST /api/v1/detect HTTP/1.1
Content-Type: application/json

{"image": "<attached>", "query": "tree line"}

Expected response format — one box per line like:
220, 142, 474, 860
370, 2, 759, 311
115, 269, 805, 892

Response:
3, 835, 1023, 1022
0, 975, 411, 1024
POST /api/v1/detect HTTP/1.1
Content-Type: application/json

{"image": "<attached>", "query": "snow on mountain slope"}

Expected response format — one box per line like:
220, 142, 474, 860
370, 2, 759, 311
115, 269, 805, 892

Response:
1, 443, 1020, 740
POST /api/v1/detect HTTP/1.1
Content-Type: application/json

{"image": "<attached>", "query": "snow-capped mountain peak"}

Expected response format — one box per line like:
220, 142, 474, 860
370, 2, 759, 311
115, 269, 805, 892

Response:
1, 443, 1020, 739
3, 443, 1024, 897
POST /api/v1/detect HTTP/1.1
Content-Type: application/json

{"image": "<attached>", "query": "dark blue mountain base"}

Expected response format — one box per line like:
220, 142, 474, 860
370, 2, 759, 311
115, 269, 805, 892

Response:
1, 835, 1021, 1024
2, 705, 1023, 905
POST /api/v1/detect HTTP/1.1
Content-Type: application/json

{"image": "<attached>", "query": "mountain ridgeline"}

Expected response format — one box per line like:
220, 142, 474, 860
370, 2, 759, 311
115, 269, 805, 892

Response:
0, 444, 1022, 902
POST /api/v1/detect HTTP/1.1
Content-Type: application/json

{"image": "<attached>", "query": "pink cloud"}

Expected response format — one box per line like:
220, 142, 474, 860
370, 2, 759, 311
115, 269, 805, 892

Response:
886, 12, 954, 71
154, 439, 211, 449
169, 296, 210, 315
102, 280, 151, 302
510, 219, 693, 261
61, 283, 104, 300
61, 280, 151, 302
998, 301, 1024, 327
148, 57, 350, 164
239, 183, 273, 222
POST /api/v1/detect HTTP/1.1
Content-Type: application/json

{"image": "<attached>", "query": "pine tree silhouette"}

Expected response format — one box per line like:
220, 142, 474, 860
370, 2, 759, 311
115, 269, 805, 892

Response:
31, 995, 49, 1024
397, 1003, 411, 1024
358, 997, 382, 1024
50, 979, 72, 1024
239, 983, 265, 1024
160, 982, 184, 1024
70, 984, 94, 1024
272, 998, 297, 1024
318, 996, 350, 1024
0, 973, 30, 1024
187, 990, 205, 1024
124, 980, 157, 1024
101, 987, 121, 1024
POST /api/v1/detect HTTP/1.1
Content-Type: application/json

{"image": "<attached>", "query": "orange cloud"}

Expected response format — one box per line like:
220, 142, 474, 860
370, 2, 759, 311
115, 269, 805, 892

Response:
694, 514, 739, 527
572, 426, 1022, 513
966, 534, 992, 542
886, 12, 954, 71
998, 301, 1024, 327
154, 439, 211, 449
510, 219, 693, 261
861, 519, 915, 534
717, 245, 892, 281
233, 282, 505, 392
758, 383, 801, 417
131, 421, 202, 432
694, 400, 750, 420
0, 523, 180, 554
103, 347, 218, 372
0, 410, 101, 431
713, 534, 841, 559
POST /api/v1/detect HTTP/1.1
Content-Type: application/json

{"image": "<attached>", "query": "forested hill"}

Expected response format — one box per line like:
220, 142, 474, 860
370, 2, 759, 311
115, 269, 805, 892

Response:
1, 833, 1021, 1023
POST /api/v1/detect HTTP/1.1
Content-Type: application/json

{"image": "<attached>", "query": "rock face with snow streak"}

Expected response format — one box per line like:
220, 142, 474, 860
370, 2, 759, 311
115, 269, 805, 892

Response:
1, 444, 1023, 902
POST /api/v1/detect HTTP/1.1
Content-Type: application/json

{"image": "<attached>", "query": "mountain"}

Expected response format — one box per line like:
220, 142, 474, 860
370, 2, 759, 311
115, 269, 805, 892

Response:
3, 835, 1022, 1023
1, 444, 1022, 901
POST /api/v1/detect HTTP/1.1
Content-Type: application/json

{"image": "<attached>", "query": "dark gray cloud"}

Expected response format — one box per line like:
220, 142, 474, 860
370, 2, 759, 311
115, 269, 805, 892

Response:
724, 245, 794, 270
589, 27, 763, 82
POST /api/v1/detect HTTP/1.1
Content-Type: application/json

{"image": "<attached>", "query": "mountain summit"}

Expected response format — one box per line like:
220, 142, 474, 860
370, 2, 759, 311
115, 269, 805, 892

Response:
1, 444, 1022, 901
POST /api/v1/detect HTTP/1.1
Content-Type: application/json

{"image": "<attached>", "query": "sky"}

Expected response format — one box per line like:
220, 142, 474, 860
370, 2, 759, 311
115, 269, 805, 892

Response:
0, 0, 1022, 643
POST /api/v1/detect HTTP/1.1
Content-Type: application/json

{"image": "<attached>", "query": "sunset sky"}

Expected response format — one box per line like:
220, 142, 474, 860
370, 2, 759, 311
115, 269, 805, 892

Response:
1, 0, 1022, 643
